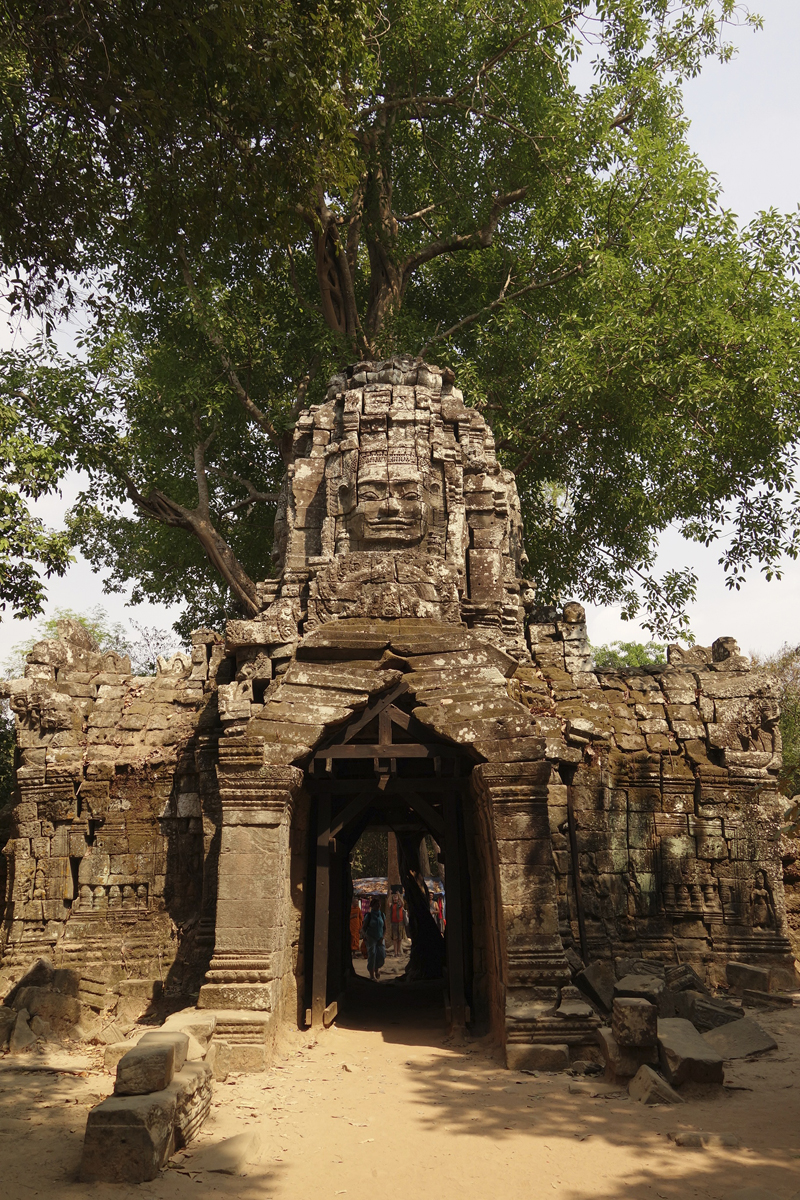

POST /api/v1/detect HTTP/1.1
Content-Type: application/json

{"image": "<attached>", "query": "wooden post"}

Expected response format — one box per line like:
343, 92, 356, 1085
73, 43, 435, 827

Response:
311, 792, 331, 1027
443, 787, 467, 1028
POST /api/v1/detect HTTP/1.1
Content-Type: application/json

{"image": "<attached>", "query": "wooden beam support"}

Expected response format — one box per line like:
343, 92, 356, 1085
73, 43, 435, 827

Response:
331, 680, 409, 746
313, 743, 454, 761
328, 789, 378, 840
443, 787, 467, 1029
311, 792, 332, 1027
401, 788, 445, 840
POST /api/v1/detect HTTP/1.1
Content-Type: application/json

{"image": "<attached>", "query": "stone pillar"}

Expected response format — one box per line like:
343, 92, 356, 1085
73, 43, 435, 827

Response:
198, 740, 302, 1011
472, 761, 575, 1068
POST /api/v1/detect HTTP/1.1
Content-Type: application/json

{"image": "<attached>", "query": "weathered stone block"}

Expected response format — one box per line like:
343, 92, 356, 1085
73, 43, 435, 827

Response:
702, 1017, 777, 1060
115, 1043, 175, 1095
79, 1091, 177, 1183
615, 974, 673, 1016
167, 1061, 213, 1147
726, 961, 772, 995
612, 997, 658, 1047
137, 1029, 190, 1072
629, 1064, 683, 1105
657, 1017, 724, 1085
596, 1026, 658, 1079
12, 986, 81, 1035
576, 961, 616, 1012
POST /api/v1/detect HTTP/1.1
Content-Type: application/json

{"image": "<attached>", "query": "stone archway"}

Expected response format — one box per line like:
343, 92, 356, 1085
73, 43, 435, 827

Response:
304, 679, 472, 1029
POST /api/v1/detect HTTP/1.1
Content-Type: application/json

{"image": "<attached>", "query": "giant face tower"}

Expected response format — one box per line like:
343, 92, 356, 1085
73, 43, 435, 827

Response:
1, 356, 795, 1076
269, 356, 530, 650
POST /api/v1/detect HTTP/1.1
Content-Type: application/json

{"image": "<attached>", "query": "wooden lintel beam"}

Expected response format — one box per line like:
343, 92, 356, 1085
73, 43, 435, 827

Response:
312, 743, 454, 760
403, 788, 445, 839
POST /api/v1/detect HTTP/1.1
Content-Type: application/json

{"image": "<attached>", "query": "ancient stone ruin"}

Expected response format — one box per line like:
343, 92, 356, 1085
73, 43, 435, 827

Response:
1, 356, 796, 1079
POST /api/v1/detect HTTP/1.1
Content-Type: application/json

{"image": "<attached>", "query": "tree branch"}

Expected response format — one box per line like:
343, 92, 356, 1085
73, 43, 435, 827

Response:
177, 242, 282, 447
192, 413, 215, 517
206, 465, 280, 513
419, 263, 582, 357
401, 188, 529, 282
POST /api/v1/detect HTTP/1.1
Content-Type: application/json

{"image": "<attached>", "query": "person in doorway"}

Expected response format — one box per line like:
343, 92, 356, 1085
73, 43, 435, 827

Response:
361, 897, 386, 981
390, 890, 405, 957
349, 896, 362, 954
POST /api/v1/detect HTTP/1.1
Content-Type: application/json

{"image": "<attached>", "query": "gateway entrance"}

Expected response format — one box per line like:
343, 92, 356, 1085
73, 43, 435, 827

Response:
304, 681, 473, 1030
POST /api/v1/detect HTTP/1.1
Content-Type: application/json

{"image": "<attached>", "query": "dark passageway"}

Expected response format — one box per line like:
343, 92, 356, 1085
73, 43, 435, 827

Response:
303, 680, 484, 1038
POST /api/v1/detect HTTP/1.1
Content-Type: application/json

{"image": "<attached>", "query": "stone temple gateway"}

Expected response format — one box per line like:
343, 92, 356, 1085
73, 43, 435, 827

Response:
1, 357, 795, 1072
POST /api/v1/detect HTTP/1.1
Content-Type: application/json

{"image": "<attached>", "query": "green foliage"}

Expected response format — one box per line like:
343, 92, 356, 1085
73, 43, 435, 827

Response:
591, 640, 667, 669
0, 389, 72, 618
0, 704, 15, 809
351, 831, 388, 879
7, 2, 800, 640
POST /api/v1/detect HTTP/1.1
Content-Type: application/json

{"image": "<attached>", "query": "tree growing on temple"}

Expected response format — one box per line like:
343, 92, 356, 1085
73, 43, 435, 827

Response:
4, 2, 800, 639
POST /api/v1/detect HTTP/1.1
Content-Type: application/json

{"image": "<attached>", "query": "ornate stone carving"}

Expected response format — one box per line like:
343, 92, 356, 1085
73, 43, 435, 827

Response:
264, 356, 531, 656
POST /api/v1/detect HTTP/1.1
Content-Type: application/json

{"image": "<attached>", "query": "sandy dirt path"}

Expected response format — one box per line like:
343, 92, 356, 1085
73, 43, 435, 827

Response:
1, 974, 799, 1200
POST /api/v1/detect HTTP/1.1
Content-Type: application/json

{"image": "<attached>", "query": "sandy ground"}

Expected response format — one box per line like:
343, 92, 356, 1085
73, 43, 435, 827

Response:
1, 962, 799, 1200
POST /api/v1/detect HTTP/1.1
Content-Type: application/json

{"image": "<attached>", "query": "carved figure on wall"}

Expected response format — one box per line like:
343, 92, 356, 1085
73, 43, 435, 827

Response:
751, 869, 776, 929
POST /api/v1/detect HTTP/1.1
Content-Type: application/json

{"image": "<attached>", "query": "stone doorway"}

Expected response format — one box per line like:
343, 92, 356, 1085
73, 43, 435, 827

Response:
303, 681, 476, 1032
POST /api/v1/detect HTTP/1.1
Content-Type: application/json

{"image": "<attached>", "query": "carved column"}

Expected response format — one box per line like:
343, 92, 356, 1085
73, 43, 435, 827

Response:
473, 761, 576, 1066
198, 740, 303, 1011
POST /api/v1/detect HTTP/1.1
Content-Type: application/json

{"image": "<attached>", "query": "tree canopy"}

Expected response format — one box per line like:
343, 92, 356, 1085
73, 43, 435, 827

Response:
4, 1, 800, 639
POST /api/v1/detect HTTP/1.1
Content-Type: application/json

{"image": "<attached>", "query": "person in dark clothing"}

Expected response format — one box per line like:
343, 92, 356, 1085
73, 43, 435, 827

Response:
361, 897, 386, 980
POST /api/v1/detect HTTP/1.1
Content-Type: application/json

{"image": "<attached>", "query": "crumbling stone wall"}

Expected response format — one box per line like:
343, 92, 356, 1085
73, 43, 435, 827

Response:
0, 619, 222, 1014
1, 357, 795, 1062
515, 606, 793, 987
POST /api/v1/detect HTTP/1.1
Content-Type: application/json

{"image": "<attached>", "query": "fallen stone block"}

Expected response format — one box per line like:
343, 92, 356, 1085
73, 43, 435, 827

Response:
79, 1091, 177, 1183
596, 1026, 658, 1080
505, 1043, 569, 1072
617, 958, 665, 980
0, 1006, 16, 1050
204, 1041, 227, 1082
166, 1062, 213, 1148
615, 974, 673, 1017
185, 1130, 260, 1175
30, 1015, 54, 1041
104, 1039, 142, 1072
664, 963, 708, 995
116, 1042, 175, 1096
11, 986, 81, 1036
668, 1129, 741, 1149
657, 1018, 724, 1086
52, 968, 80, 998
163, 1010, 217, 1050
674, 990, 743, 1032
9, 1009, 37, 1054
3, 957, 55, 1006
702, 1017, 777, 1060
726, 961, 771, 995
612, 997, 658, 1047
576, 961, 616, 1012
743, 989, 794, 1008
629, 1065, 684, 1105
137, 1029, 189, 1071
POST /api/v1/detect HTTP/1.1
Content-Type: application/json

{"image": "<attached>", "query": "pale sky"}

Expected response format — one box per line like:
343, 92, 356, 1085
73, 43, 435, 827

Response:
2, 1, 800, 663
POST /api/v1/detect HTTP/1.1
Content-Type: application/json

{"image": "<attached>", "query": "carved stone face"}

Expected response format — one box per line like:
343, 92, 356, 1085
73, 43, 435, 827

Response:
349, 468, 434, 545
